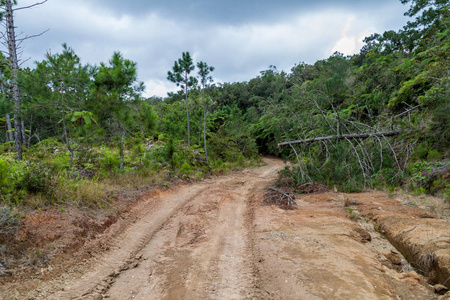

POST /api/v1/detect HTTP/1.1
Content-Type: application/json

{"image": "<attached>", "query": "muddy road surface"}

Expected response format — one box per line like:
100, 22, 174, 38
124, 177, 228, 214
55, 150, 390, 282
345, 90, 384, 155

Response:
2, 158, 445, 299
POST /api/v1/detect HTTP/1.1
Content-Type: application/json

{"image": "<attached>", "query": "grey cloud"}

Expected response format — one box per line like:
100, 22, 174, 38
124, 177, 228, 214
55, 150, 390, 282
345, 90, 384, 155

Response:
89, 0, 409, 25
10, 0, 410, 97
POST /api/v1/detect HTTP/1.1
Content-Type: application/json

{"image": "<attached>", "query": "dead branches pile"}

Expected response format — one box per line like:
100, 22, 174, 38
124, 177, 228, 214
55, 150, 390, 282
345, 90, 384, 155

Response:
264, 187, 297, 210
297, 182, 330, 194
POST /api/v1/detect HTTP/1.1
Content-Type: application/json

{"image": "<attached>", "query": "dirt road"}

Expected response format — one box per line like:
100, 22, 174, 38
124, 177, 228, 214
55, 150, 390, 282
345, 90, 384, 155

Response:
13, 158, 280, 299
2, 157, 445, 299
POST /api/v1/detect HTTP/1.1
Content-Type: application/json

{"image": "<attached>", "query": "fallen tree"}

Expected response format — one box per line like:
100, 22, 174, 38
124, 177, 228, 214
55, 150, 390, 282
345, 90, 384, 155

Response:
278, 129, 403, 147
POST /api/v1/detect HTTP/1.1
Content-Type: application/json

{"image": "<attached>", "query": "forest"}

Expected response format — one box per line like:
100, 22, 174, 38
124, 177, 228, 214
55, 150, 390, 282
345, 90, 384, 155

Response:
0, 0, 448, 221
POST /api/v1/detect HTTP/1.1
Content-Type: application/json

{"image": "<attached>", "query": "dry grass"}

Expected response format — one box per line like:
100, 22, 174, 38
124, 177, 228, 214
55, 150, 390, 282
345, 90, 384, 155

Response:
418, 250, 437, 273
49, 170, 167, 209
21, 193, 49, 209
393, 189, 450, 219
0, 206, 21, 235
104, 170, 165, 188
53, 180, 112, 209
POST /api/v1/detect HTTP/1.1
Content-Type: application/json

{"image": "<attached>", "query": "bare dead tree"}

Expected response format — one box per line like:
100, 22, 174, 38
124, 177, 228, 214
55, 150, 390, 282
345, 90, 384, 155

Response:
0, 67, 13, 142
1, 0, 47, 159
3, 0, 23, 159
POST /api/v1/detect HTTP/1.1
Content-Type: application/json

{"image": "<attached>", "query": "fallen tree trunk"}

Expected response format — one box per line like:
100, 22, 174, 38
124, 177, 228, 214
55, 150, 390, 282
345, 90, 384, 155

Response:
278, 129, 403, 147
422, 164, 449, 188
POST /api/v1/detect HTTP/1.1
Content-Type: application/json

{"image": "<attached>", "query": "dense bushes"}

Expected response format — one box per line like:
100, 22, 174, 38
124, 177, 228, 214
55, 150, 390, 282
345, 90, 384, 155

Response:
0, 156, 27, 204
0, 131, 260, 208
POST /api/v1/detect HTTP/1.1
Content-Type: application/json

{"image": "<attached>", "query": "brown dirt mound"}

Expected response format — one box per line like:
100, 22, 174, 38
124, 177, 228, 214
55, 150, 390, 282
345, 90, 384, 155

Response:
351, 191, 450, 289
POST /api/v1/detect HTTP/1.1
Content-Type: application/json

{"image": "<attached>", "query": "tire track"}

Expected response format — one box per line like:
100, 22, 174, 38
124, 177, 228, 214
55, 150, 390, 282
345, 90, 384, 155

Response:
33, 186, 210, 299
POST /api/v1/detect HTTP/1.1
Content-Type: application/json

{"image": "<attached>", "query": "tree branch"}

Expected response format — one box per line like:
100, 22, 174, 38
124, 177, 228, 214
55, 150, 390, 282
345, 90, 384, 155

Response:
13, 0, 48, 11
15, 28, 49, 42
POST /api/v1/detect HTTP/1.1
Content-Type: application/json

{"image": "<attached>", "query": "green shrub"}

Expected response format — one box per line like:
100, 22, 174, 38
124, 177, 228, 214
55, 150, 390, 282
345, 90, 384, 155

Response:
444, 185, 450, 203
0, 142, 13, 154
180, 162, 193, 176
236, 155, 245, 166
0, 157, 27, 204
19, 161, 57, 197
75, 146, 101, 169
372, 168, 402, 188
411, 142, 430, 161
195, 171, 203, 180
343, 180, 364, 193
430, 177, 448, 195
164, 137, 176, 170
214, 159, 224, 168
410, 161, 444, 186
51, 155, 71, 172
412, 187, 427, 195
26, 138, 65, 160
99, 150, 120, 175
427, 150, 442, 161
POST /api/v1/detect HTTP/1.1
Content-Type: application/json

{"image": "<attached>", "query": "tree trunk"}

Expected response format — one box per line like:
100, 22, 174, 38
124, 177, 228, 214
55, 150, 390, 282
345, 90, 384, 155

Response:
185, 78, 191, 148
278, 130, 404, 146
5, 114, 13, 142
28, 115, 32, 147
21, 119, 26, 146
5, 0, 22, 160
119, 129, 124, 170
202, 91, 208, 164
61, 106, 74, 168
0, 71, 13, 143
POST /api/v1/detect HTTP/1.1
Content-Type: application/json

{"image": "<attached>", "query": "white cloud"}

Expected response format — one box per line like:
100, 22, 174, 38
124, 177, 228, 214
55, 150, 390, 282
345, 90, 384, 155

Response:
331, 17, 364, 55
144, 79, 178, 98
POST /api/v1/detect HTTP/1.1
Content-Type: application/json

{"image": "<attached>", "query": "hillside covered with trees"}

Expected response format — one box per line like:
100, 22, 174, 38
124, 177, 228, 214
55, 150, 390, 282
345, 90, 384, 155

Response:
0, 0, 448, 218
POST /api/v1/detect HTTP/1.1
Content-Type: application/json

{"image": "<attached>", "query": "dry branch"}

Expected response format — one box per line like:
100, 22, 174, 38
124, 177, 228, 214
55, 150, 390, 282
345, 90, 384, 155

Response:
13, 0, 48, 11
278, 129, 403, 147
264, 187, 296, 210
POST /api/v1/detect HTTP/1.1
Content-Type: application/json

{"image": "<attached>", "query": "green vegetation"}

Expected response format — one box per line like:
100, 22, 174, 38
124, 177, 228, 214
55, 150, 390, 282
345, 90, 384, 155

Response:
0, 0, 449, 212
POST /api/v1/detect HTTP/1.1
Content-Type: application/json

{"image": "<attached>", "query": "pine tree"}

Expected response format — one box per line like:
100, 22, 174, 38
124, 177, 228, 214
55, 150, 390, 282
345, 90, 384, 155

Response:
167, 52, 197, 147
197, 61, 214, 164
91, 52, 143, 169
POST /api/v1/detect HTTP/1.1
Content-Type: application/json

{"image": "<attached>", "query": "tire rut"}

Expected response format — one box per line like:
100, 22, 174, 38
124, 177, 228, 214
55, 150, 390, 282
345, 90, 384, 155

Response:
32, 186, 211, 299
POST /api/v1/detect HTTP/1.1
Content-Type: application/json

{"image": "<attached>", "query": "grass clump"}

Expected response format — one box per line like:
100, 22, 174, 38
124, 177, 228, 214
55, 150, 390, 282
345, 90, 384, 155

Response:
0, 206, 21, 236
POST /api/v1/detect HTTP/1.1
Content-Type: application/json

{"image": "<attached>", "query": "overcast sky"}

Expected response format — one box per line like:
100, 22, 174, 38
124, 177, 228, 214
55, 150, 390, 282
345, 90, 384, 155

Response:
12, 0, 411, 98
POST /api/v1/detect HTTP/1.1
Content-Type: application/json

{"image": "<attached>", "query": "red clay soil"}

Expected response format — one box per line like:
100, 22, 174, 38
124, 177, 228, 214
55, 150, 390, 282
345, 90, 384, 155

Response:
253, 192, 440, 299
0, 158, 448, 299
